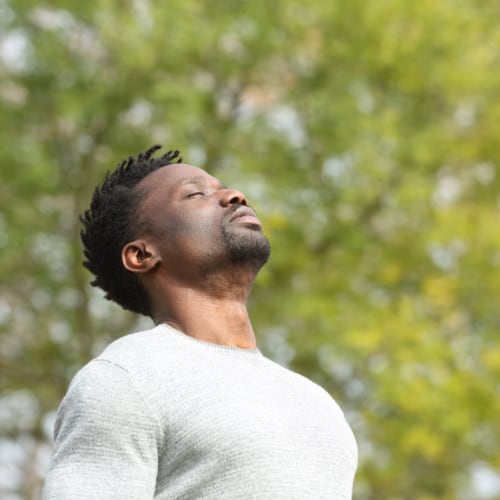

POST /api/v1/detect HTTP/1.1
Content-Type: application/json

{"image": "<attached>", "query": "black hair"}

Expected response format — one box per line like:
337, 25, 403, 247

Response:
80, 145, 182, 317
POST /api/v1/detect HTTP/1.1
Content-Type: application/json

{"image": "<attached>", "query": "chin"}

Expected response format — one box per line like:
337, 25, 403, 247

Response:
224, 228, 271, 270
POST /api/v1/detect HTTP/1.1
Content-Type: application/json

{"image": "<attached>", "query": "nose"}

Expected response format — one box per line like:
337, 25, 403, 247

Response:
219, 188, 248, 207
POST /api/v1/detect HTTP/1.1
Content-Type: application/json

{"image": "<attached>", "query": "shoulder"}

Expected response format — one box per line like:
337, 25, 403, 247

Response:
59, 358, 146, 423
55, 355, 165, 440
98, 325, 160, 361
57, 325, 170, 430
47, 358, 161, 499
92, 324, 178, 373
62, 324, 190, 415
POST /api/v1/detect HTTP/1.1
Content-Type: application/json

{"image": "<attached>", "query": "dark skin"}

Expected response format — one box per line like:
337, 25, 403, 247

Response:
121, 164, 270, 349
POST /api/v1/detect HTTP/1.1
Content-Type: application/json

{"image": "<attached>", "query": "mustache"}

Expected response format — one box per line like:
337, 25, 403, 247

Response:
222, 203, 251, 225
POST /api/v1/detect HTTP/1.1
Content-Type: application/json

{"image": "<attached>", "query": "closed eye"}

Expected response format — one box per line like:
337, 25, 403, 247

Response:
187, 192, 205, 198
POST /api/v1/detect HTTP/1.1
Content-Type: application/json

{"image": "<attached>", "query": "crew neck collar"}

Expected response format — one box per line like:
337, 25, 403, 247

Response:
155, 323, 263, 358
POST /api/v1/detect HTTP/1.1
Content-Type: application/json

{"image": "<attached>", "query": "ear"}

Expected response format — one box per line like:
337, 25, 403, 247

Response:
121, 239, 160, 274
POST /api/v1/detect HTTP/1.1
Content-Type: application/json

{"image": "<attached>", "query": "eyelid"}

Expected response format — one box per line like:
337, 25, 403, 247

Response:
186, 191, 205, 198
183, 183, 226, 199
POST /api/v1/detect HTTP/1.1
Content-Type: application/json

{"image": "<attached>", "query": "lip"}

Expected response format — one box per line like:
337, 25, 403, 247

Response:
229, 206, 262, 227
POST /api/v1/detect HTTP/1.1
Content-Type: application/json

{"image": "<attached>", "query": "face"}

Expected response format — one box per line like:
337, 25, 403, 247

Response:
134, 164, 271, 278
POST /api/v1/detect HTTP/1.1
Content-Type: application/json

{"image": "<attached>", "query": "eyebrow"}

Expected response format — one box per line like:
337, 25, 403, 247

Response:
178, 176, 227, 190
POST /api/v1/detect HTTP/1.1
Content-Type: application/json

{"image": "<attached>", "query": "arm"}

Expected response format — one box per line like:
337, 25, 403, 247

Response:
43, 359, 160, 500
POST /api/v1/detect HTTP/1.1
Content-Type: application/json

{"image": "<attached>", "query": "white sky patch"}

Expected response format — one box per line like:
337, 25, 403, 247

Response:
48, 320, 72, 344
473, 162, 496, 185
34, 441, 53, 480
218, 31, 244, 57
31, 6, 73, 31
31, 233, 70, 281
0, 299, 11, 325
122, 99, 154, 127
428, 244, 456, 271
0, 439, 24, 490
30, 288, 51, 310
132, 0, 153, 31
350, 82, 375, 114
0, 207, 8, 248
76, 134, 95, 155
427, 240, 468, 272
266, 105, 306, 147
42, 410, 57, 443
262, 326, 295, 367
469, 462, 500, 499
31, 6, 103, 62
57, 287, 83, 310
0, 391, 39, 433
0, 0, 15, 26
193, 71, 216, 92
187, 146, 207, 166
0, 81, 28, 107
454, 102, 476, 129
322, 154, 354, 185
88, 286, 112, 320
0, 29, 30, 72
432, 172, 463, 207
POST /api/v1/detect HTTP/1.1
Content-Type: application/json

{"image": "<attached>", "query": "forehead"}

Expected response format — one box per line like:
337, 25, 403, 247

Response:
138, 163, 221, 193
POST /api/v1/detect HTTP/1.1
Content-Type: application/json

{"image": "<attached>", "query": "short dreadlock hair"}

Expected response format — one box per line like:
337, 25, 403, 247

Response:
80, 145, 182, 317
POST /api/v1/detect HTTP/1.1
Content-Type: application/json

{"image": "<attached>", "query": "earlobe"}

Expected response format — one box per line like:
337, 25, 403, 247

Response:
122, 240, 160, 273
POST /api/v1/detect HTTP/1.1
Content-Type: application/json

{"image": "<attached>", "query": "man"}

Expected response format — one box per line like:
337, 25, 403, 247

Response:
43, 145, 358, 499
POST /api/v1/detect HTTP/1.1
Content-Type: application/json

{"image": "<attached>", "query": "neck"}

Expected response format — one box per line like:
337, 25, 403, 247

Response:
150, 273, 258, 349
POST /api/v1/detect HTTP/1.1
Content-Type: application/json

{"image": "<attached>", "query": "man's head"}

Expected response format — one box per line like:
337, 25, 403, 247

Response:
80, 145, 182, 316
80, 146, 270, 318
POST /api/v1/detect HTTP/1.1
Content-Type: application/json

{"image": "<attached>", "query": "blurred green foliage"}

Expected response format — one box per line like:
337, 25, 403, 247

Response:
1, 0, 499, 498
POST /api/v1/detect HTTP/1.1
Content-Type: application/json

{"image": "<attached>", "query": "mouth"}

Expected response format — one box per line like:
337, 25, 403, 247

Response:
228, 206, 262, 228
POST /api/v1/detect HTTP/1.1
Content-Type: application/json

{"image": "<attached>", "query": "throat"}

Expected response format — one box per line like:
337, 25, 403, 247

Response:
154, 291, 257, 349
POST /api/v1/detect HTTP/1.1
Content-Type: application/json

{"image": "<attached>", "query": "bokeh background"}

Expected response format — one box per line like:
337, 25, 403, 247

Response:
1, 0, 500, 498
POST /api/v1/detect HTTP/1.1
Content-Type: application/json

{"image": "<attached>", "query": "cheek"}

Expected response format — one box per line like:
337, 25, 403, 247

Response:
168, 212, 224, 250
173, 213, 219, 236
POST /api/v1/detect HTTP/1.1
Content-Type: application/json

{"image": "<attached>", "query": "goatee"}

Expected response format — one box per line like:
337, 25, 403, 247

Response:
222, 222, 271, 272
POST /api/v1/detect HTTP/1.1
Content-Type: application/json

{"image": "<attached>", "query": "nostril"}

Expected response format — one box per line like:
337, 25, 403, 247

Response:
227, 190, 247, 205
220, 188, 248, 207
230, 195, 247, 205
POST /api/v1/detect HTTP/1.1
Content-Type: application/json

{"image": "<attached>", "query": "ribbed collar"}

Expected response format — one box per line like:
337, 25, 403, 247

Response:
155, 323, 264, 359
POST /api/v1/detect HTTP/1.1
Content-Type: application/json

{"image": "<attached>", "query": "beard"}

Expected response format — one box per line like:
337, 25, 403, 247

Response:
221, 221, 271, 273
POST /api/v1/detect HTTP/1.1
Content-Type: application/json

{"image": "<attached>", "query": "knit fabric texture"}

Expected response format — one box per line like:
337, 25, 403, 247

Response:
43, 324, 358, 499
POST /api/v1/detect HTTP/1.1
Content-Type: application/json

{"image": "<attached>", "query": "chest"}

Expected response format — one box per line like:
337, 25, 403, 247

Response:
152, 358, 357, 483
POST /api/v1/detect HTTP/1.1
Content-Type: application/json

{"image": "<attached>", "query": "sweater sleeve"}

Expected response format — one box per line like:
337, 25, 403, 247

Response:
42, 359, 160, 500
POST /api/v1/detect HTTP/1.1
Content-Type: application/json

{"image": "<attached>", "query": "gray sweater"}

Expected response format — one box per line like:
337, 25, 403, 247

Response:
43, 324, 357, 499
